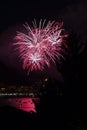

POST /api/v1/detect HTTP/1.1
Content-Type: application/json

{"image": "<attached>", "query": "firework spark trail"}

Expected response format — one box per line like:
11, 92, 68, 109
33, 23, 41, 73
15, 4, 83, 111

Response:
13, 19, 68, 74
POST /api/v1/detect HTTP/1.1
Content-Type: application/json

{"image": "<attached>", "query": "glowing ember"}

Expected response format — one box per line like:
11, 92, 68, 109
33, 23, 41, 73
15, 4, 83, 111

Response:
13, 19, 68, 74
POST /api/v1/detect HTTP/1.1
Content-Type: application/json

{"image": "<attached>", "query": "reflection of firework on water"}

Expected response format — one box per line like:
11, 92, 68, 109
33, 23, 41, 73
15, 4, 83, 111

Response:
13, 19, 68, 74
0, 98, 39, 113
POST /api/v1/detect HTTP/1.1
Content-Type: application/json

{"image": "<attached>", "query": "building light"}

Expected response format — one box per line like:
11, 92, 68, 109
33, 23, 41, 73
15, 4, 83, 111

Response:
44, 78, 48, 82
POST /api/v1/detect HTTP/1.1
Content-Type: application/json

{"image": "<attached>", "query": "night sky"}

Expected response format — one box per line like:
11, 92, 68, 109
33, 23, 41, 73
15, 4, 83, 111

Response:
0, 0, 87, 82
0, 0, 86, 129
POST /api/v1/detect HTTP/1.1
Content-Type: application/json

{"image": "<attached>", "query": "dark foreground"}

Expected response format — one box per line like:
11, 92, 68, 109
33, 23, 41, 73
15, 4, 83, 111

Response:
0, 94, 83, 129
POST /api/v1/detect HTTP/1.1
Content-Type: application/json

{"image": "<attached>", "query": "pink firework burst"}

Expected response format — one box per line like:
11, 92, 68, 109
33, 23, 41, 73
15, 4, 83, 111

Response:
13, 19, 68, 74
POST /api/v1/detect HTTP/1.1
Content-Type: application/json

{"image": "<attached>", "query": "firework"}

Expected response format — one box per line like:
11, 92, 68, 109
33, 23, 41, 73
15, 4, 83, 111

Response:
13, 19, 68, 74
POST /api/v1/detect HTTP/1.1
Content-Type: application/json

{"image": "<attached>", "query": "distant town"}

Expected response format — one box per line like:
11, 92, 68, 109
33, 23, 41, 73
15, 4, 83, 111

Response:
0, 78, 49, 97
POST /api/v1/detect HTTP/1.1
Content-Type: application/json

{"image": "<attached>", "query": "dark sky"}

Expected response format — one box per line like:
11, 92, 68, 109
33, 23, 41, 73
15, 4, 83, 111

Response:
0, 0, 87, 83
0, 0, 84, 24
0, 0, 87, 37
